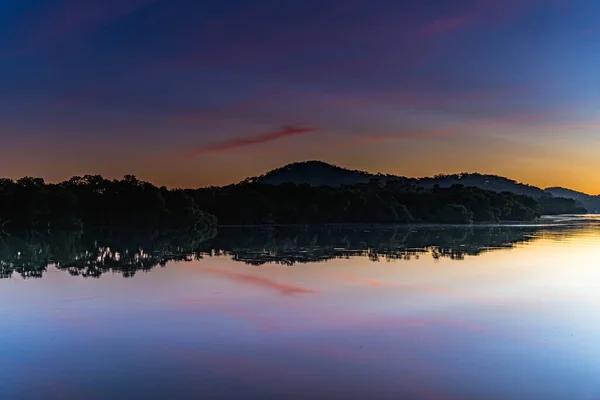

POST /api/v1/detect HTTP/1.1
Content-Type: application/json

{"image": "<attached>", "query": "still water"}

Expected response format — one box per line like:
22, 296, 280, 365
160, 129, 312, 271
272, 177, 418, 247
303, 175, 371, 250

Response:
2, 217, 600, 399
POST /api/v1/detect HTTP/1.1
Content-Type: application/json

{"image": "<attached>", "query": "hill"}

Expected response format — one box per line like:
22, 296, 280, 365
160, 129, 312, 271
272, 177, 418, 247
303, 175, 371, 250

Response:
545, 187, 600, 213
417, 173, 546, 198
248, 161, 592, 214
251, 161, 544, 197
248, 161, 403, 187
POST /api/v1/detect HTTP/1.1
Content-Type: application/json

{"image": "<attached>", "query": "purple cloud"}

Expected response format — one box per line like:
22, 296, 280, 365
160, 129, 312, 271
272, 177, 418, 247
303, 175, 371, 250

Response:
185, 125, 317, 157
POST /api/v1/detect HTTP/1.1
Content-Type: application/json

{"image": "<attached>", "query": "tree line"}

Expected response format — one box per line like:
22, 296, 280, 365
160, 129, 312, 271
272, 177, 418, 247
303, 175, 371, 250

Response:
187, 179, 584, 225
0, 175, 586, 232
0, 175, 216, 233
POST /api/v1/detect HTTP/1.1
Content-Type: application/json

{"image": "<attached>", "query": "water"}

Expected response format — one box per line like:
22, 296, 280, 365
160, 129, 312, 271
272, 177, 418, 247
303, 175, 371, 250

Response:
2, 217, 600, 399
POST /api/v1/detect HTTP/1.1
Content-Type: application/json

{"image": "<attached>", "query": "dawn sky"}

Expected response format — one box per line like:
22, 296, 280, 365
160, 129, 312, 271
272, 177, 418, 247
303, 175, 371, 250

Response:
0, 0, 599, 192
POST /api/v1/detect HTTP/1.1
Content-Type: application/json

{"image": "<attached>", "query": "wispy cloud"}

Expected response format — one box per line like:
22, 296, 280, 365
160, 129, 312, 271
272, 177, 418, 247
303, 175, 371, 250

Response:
185, 125, 317, 157
41, 0, 158, 37
342, 108, 575, 149
153, 0, 556, 85
418, 13, 475, 38
313, 84, 540, 113
416, 0, 561, 40
181, 91, 283, 122
343, 128, 461, 148
584, 25, 600, 35
4, 0, 158, 59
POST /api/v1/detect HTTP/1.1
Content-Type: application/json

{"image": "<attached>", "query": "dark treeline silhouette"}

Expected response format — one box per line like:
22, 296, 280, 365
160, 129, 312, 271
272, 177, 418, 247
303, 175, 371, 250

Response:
0, 175, 217, 232
189, 180, 545, 224
537, 196, 587, 215
546, 187, 600, 213
2, 224, 593, 278
0, 164, 588, 232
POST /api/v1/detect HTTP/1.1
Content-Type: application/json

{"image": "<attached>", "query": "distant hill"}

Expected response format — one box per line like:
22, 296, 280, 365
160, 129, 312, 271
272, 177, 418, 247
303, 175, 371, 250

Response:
248, 161, 405, 187
545, 187, 600, 213
249, 160, 595, 212
251, 161, 541, 196
417, 173, 546, 199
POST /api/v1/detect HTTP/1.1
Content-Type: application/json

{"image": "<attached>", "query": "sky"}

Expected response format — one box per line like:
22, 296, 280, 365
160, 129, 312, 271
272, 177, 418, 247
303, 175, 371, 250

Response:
0, 0, 599, 192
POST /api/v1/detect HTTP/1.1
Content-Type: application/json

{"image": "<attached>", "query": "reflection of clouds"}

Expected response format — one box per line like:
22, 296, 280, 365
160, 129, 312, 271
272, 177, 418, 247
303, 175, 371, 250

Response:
309, 313, 502, 338
345, 274, 454, 294
48, 308, 108, 333
209, 356, 286, 381
160, 343, 460, 399
198, 266, 318, 296
176, 293, 502, 340
177, 297, 282, 332
39, 380, 104, 400
342, 273, 542, 311
158, 347, 290, 386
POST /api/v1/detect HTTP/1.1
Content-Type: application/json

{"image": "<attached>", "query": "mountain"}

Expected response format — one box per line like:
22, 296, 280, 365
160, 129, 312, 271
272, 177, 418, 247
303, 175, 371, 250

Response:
252, 161, 540, 195
545, 187, 600, 213
248, 161, 404, 187
250, 161, 595, 212
417, 173, 546, 198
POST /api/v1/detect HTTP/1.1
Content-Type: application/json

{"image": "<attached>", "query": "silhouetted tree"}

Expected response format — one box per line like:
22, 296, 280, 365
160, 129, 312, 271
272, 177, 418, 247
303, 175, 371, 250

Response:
0, 175, 217, 232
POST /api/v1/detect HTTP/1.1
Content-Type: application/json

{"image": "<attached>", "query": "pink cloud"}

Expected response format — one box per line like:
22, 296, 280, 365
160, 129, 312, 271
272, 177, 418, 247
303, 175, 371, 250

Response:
4, 0, 158, 59
343, 127, 461, 148
583, 22, 600, 35
340, 107, 579, 149
185, 125, 317, 157
414, 0, 565, 42
181, 91, 283, 122
150, 0, 554, 77
41, 0, 158, 38
167, 1, 373, 70
312, 84, 540, 113
418, 13, 475, 38
198, 266, 318, 295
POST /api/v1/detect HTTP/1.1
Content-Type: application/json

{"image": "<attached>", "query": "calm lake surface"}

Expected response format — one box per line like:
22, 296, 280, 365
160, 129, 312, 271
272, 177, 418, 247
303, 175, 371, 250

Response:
2, 216, 600, 399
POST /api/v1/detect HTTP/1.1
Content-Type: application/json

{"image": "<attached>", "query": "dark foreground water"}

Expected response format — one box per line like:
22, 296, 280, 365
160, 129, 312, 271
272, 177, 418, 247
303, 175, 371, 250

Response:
2, 216, 600, 400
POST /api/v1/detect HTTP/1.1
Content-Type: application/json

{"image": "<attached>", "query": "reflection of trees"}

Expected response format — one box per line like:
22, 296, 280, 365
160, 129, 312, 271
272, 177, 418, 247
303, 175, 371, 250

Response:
200, 224, 595, 265
0, 228, 215, 279
1, 222, 597, 278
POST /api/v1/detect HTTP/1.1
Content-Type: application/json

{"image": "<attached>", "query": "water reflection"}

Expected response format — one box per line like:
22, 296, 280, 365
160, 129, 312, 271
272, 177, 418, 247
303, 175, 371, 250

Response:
209, 225, 549, 265
0, 228, 213, 279
2, 216, 600, 279
3, 217, 600, 399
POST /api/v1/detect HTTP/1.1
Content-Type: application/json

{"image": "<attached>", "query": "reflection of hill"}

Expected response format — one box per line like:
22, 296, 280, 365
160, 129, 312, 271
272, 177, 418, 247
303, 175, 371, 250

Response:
1, 222, 597, 278
0, 228, 215, 279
